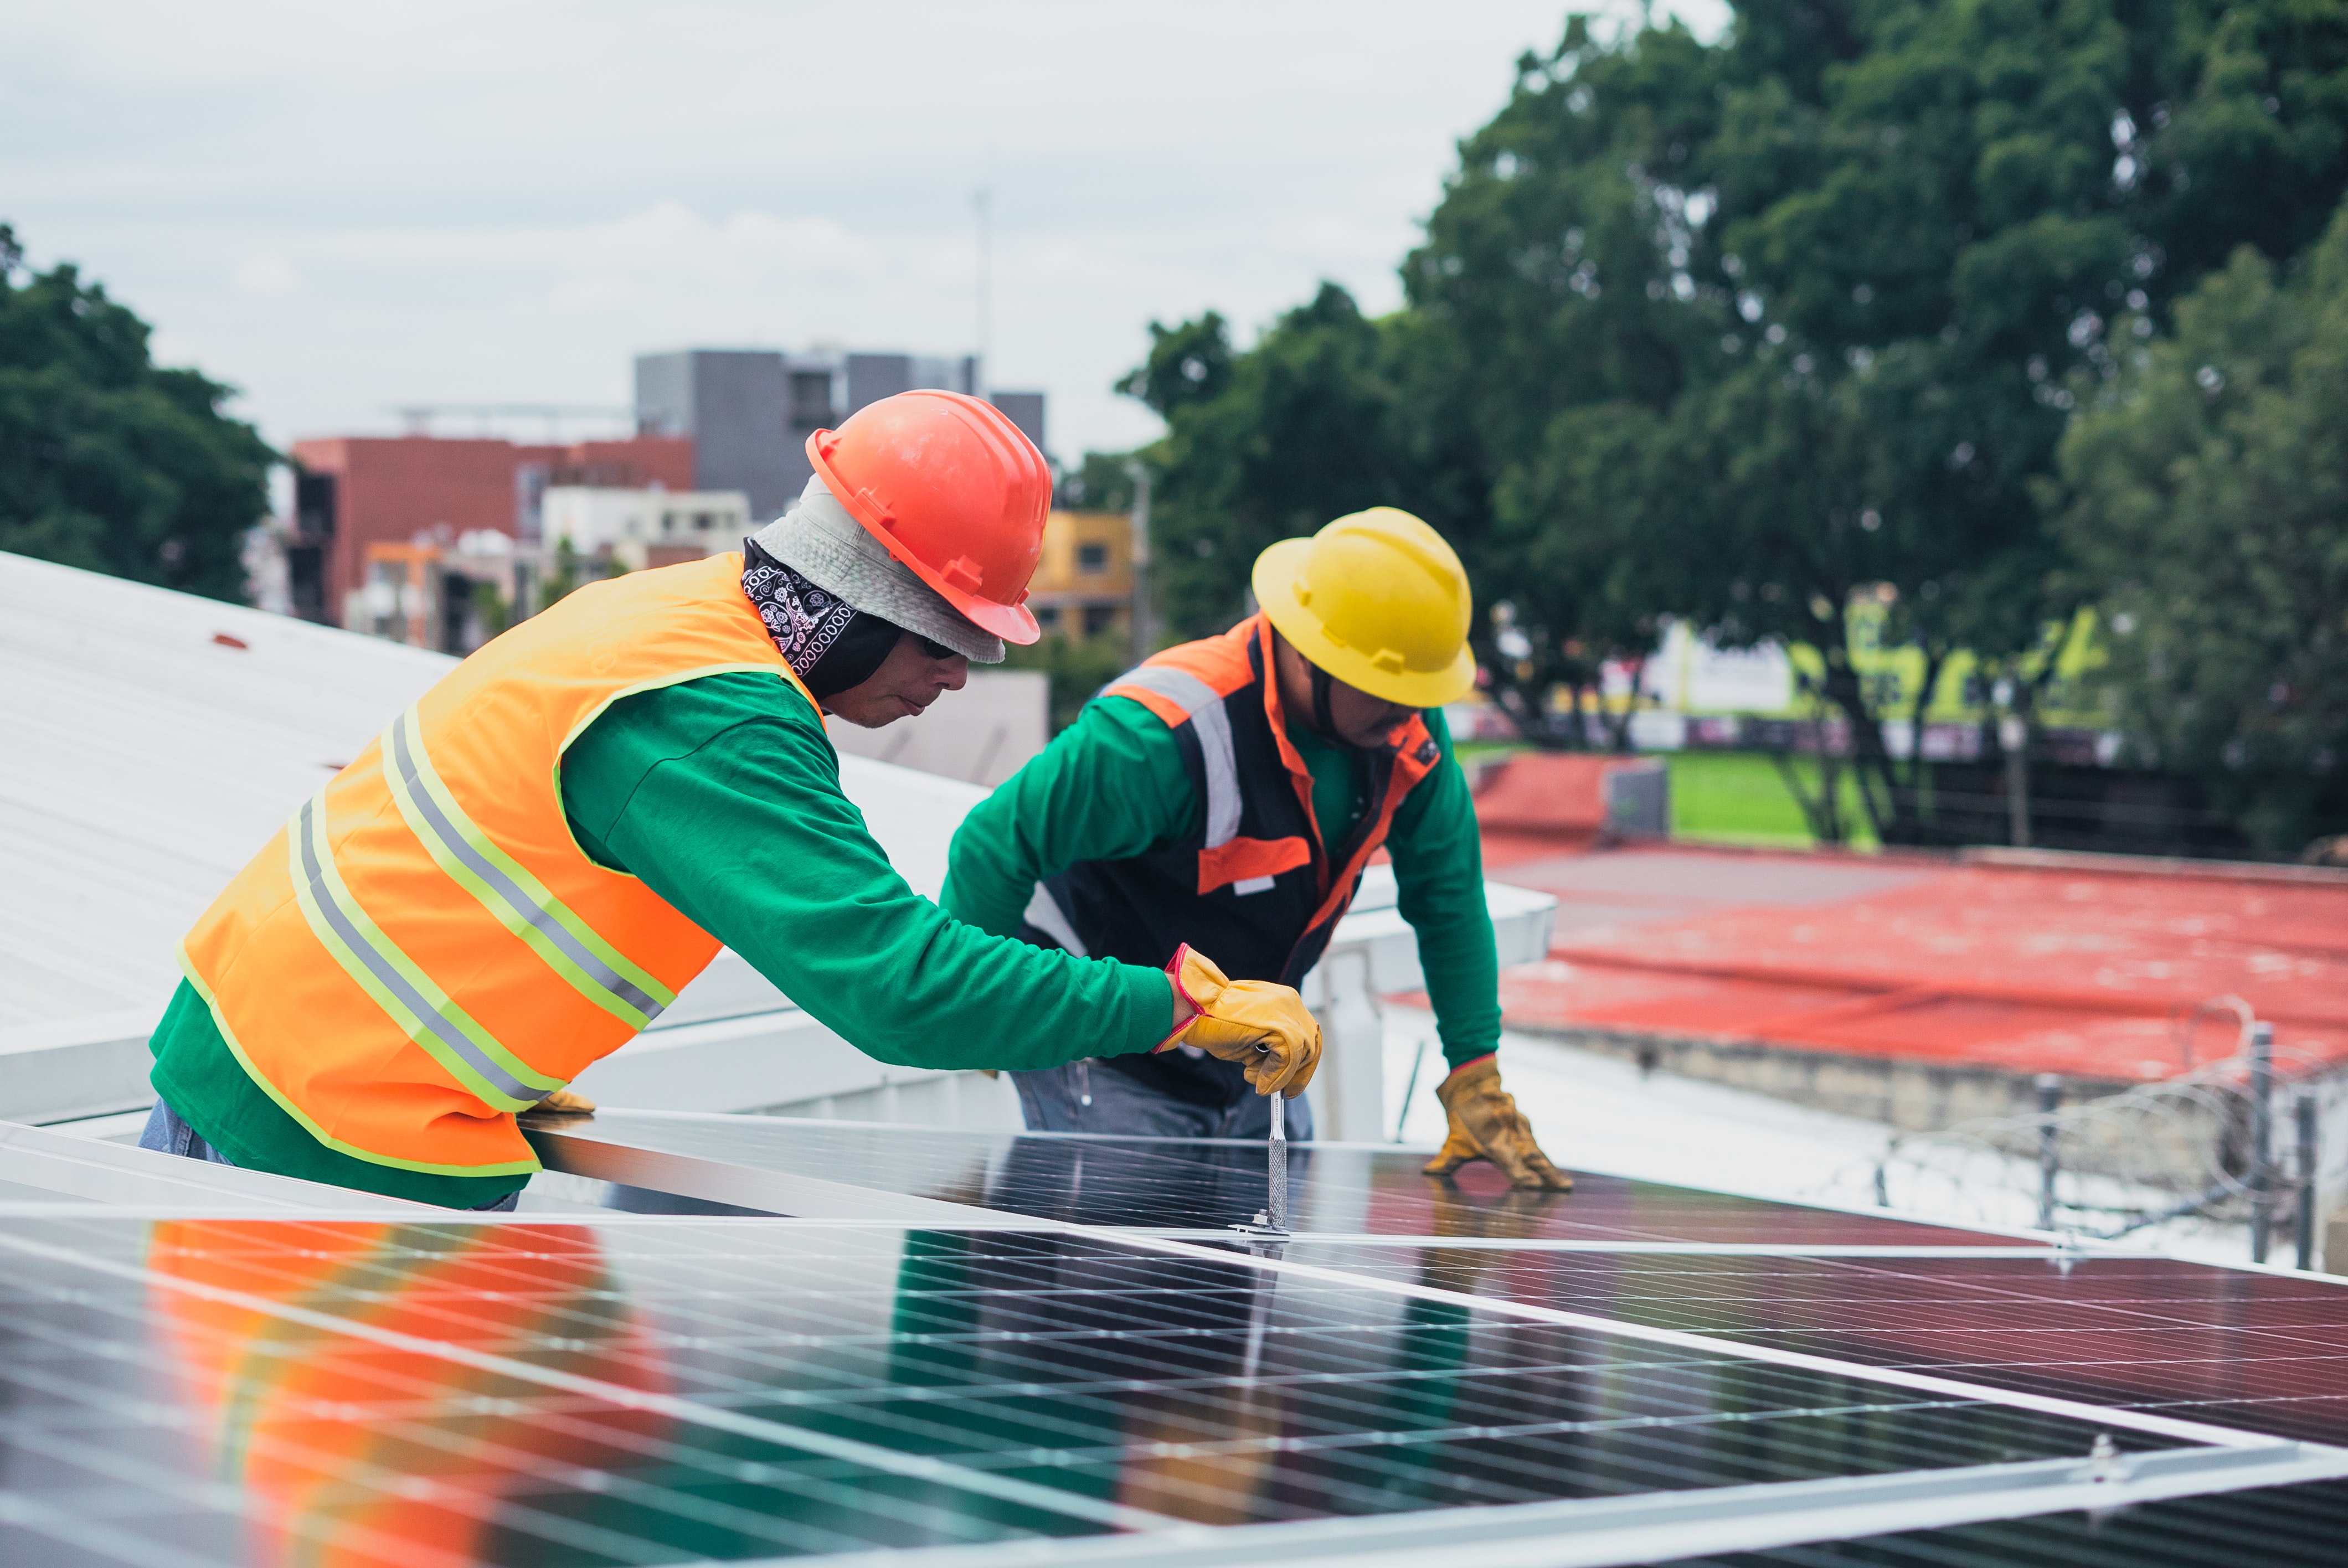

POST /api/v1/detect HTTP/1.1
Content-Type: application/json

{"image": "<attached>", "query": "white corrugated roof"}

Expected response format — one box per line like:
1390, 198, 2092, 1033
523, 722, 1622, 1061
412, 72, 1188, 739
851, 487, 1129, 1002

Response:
0, 551, 981, 1037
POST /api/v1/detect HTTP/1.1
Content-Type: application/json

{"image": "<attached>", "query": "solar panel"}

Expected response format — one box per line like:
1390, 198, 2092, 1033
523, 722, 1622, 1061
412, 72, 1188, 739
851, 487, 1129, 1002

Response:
523, 1111, 2033, 1248
1265, 1245, 2348, 1446
2, 1211, 2287, 1568
1672, 1476, 2348, 1566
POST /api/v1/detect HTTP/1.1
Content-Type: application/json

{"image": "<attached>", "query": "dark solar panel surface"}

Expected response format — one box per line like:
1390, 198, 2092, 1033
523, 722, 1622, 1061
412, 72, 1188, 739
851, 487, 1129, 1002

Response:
0, 1214, 2180, 1567
1265, 1244, 2348, 1445
1671, 1476, 2348, 1566
537, 1111, 2029, 1247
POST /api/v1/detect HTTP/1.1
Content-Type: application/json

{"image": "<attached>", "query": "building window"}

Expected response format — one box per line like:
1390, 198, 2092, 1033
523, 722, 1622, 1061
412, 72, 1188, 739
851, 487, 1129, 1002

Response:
1076, 542, 1109, 575
695, 512, 714, 531
1035, 606, 1062, 631
1084, 604, 1118, 637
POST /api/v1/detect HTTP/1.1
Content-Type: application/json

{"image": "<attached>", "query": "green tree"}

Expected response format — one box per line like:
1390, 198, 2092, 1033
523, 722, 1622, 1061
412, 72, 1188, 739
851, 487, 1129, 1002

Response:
1120, 285, 1423, 640
0, 224, 274, 601
1127, 2, 2348, 842
2052, 209, 2348, 854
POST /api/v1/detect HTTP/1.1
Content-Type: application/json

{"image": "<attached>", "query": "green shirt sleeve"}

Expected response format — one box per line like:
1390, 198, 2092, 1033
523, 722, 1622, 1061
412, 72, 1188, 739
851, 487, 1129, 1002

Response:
939, 695, 1199, 937
559, 672, 1172, 1071
1384, 708, 1502, 1071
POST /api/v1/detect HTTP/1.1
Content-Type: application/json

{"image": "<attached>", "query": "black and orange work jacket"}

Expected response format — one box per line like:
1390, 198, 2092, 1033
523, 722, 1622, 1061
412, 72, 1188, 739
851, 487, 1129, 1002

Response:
1019, 614, 1442, 1108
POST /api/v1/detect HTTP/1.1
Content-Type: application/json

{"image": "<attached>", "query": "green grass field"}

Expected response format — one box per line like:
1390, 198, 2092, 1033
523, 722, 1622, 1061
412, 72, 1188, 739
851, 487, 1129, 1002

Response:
1458, 742, 1881, 850
1665, 750, 1880, 849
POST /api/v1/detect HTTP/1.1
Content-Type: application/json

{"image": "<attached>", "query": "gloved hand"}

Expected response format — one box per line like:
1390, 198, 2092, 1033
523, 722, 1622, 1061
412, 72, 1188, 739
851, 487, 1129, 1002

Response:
536, 1086, 597, 1116
1159, 943, 1322, 1098
1422, 1055, 1571, 1189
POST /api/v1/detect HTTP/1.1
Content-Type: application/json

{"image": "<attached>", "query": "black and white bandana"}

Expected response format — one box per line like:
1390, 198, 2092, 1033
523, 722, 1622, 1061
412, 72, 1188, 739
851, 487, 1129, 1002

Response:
741, 538, 902, 699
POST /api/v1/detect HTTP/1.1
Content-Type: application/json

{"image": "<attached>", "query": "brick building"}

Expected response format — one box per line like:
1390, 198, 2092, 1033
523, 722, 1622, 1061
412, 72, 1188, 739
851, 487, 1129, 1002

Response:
285, 434, 693, 626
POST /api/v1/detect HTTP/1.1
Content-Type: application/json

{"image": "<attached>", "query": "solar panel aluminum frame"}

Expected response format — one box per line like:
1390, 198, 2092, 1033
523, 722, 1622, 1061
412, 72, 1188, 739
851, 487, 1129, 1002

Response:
518, 1110, 2051, 1249
0, 1118, 436, 1213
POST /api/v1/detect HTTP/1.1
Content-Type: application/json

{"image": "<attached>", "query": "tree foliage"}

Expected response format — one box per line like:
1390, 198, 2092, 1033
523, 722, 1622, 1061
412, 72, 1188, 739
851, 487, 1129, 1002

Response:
2053, 209, 2348, 852
0, 224, 274, 601
1115, 1, 2348, 844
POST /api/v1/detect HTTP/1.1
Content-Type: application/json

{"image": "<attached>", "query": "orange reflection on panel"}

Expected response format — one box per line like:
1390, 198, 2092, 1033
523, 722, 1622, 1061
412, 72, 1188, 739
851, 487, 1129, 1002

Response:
146, 1220, 668, 1568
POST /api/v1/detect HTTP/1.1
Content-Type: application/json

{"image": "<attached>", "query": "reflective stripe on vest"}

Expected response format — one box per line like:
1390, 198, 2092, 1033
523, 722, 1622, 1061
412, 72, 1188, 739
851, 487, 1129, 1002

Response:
286, 790, 565, 1112
383, 704, 674, 1030
1111, 663, 1242, 847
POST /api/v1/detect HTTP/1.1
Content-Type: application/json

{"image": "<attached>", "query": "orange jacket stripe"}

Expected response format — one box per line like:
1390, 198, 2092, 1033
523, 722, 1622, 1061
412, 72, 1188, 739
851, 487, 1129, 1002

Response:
180, 553, 816, 1177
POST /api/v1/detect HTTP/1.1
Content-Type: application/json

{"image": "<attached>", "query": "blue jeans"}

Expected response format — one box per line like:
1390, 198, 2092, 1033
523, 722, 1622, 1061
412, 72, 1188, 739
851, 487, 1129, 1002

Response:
138, 1100, 522, 1211
1010, 1059, 1313, 1140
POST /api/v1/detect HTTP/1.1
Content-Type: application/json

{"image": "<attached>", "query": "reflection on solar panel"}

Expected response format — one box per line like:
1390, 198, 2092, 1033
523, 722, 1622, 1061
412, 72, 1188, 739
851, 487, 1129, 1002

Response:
1268, 1246, 2348, 1447
6, 1109, 2348, 1566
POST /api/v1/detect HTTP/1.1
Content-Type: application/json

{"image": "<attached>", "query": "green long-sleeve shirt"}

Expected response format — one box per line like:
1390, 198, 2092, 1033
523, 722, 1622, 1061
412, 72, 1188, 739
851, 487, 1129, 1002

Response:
940, 694, 1501, 1072
150, 672, 1172, 1206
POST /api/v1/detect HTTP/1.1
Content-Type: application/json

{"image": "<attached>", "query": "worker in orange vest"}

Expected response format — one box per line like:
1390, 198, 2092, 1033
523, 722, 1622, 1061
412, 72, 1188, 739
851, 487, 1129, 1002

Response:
944, 509, 1567, 1189
141, 391, 1321, 1209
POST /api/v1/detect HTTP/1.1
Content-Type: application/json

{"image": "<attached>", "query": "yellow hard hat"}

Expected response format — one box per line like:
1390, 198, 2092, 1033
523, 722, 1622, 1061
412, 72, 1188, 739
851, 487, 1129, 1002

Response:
1251, 507, 1476, 709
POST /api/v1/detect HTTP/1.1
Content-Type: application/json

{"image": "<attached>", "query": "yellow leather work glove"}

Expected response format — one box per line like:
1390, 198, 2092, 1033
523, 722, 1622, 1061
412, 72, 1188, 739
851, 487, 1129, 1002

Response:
536, 1086, 598, 1116
1422, 1055, 1571, 1189
1160, 943, 1322, 1098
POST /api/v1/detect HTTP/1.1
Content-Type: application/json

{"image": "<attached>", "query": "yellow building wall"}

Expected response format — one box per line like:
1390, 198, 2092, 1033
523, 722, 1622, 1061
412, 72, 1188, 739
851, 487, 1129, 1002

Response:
1027, 509, 1134, 638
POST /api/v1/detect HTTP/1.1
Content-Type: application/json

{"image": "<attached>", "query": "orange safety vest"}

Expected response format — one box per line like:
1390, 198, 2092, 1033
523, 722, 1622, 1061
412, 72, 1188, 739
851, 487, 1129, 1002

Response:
179, 553, 817, 1179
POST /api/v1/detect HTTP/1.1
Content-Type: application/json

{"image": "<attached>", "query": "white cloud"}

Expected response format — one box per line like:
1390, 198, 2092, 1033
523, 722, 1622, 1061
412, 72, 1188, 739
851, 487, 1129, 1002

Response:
231, 254, 301, 295
4, 0, 1729, 458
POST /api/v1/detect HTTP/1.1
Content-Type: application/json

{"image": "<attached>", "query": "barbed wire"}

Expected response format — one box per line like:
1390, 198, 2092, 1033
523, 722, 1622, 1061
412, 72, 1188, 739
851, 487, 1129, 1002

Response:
1844, 1018, 2334, 1250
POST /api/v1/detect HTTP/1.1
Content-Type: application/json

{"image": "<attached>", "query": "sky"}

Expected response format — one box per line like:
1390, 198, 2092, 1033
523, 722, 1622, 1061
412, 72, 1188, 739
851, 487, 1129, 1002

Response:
4, 1, 1727, 465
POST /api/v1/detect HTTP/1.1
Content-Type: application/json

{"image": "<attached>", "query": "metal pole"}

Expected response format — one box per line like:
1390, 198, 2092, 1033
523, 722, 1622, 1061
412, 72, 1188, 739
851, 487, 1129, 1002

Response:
1124, 461, 1152, 665
2036, 1073, 2062, 1232
2001, 711, 2031, 849
972, 187, 991, 394
2250, 1021, 2275, 1264
1394, 1037, 1430, 1143
2296, 1090, 2320, 1272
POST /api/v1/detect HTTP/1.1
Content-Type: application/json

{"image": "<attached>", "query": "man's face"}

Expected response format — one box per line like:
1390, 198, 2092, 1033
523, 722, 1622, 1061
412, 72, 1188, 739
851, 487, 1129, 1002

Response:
826, 631, 969, 728
1271, 631, 1415, 748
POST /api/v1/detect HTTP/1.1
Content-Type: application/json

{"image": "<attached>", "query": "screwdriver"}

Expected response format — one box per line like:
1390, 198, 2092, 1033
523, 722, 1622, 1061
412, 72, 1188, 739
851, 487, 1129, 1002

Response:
1267, 1087, 1289, 1233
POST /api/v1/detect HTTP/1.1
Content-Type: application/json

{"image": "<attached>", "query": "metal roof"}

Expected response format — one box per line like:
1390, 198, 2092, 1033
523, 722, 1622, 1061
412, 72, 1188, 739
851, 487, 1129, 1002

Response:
0, 549, 994, 1038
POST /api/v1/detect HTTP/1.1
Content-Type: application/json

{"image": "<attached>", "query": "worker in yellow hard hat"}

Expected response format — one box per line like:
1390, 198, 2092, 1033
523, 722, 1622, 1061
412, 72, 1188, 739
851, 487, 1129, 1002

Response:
943, 508, 1568, 1188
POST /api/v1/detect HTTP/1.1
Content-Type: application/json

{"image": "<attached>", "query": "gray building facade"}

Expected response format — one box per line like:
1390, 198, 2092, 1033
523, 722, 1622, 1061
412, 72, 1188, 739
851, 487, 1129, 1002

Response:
636, 348, 1024, 525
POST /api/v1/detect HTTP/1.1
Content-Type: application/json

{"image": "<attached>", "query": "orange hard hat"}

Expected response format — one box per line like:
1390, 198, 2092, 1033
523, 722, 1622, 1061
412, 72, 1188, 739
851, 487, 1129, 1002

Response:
806, 389, 1050, 644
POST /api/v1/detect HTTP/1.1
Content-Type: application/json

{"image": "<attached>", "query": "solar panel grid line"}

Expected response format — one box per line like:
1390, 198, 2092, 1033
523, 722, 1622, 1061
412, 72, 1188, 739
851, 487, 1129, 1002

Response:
1259, 1245, 2348, 1450
7, 1373, 952, 1567
1102, 1229, 2328, 1452
697, 1446, 2348, 1568
8, 1190, 2337, 1565
578, 1314, 2104, 1512
3, 1272, 1043, 1565
9, 1218, 2247, 1528
0, 1224, 1196, 1539
83, 1211, 2282, 1474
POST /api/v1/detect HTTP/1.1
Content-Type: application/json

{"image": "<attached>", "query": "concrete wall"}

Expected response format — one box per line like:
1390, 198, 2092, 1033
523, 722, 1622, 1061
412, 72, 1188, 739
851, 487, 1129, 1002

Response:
826, 669, 1049, 788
